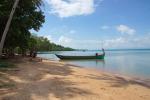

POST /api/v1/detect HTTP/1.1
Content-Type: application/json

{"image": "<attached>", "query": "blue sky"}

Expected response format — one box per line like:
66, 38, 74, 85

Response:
32, 0, 150, 49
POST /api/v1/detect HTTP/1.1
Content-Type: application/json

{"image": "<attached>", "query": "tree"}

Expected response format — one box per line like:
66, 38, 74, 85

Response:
0, 0, 20, 56
31, 35, 74, 51
0, 0, 45, 56
28, 36, 37, 57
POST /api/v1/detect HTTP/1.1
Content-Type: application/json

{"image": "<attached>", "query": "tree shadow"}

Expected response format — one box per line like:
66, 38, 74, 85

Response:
1, 58, 95, 100
11, 61, 75, 82
2, 77, 95, 100
0, 67, 18, 97
37, 62, 74, 76
0, 74, 15, 88
85, 74, 150, 88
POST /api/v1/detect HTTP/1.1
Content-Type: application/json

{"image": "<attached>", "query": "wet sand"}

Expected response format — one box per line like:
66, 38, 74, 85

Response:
0, 57, 150, 100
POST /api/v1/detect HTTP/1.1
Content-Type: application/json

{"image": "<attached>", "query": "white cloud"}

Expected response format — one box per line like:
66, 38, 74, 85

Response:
101, 25, 110, 30
46, 35, 52, 41
116, 25, 136, 35
103, 37, 126, 48
43, 26, 149, 49
39, 34, 52, 41
100, 34, 150, 49
56, 34, 150, 49
45, 0, 98, 18
58, 36, 72, 45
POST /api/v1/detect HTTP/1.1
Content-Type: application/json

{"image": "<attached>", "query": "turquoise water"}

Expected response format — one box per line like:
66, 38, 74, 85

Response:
37, 50, 150, 79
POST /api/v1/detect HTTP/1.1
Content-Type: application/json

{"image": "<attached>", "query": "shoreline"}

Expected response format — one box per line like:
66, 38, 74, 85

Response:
39, 55, 150, 81
38, 56, 150, 88
1, 57, 150, 100
52, 59, 150, 87
69, 62, 150, 82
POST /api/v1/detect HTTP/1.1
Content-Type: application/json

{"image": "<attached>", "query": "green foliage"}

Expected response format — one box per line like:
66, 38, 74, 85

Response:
0, 60, 15, 89
0, 60, 15, 69
0, 83, 15, 89
0, 0, 45, 54
0, 0, 73, 56
31, 35, 74, 51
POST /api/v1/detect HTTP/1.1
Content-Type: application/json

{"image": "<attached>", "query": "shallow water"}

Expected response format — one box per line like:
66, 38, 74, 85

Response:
37, 50, 150, 79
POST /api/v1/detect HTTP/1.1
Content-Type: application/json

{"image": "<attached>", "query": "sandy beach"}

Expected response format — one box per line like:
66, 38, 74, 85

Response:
0, 57, 150, 100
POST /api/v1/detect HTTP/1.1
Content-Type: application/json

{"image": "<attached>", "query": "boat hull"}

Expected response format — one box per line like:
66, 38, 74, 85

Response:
55, 54, 105, 60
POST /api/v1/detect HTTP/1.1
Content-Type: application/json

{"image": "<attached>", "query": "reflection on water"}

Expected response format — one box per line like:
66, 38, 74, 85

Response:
62, 59, 106, 69
37, 50, 150, 79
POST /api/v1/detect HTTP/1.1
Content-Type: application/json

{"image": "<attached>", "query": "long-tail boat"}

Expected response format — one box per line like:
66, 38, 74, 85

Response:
55, 49, 105, 60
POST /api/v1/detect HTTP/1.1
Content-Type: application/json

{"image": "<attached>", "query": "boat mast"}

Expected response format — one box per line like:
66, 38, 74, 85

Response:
0, 0, 20, 57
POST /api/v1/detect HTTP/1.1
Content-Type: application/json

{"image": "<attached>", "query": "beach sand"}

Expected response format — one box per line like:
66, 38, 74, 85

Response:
0, 57, 150, 100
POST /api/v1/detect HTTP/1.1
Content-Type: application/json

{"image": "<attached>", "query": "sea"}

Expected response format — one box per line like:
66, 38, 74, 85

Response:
37, 49, 150, 80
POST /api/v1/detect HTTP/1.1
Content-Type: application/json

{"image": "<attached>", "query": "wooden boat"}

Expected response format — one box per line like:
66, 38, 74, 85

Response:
55, 49, 105, 60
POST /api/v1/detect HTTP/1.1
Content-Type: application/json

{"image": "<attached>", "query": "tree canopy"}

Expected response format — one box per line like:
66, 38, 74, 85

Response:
0, 0, 45, 50
0, 0, 73, 57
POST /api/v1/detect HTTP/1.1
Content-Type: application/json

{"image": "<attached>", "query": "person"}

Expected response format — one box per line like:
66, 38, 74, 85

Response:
95, 53, 98, 56
33, 50, 37, 58
102, 48, 105, 56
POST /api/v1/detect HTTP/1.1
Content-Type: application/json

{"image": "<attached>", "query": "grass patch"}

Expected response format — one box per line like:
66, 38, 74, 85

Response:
0, 83, 15, 89
0, 60, 15, 69
0, 60, 16, 89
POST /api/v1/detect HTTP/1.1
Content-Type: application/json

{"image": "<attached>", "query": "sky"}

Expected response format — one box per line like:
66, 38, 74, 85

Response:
32, 0, 150, 49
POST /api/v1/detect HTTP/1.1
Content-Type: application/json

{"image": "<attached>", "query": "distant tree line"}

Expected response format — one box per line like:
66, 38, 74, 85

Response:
29, 35, 74, 52
0, 0, 73, 58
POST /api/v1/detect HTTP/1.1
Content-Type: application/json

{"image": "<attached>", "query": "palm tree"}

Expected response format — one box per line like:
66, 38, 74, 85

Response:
0, 0, 20, 57
0, 0, 44, 58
